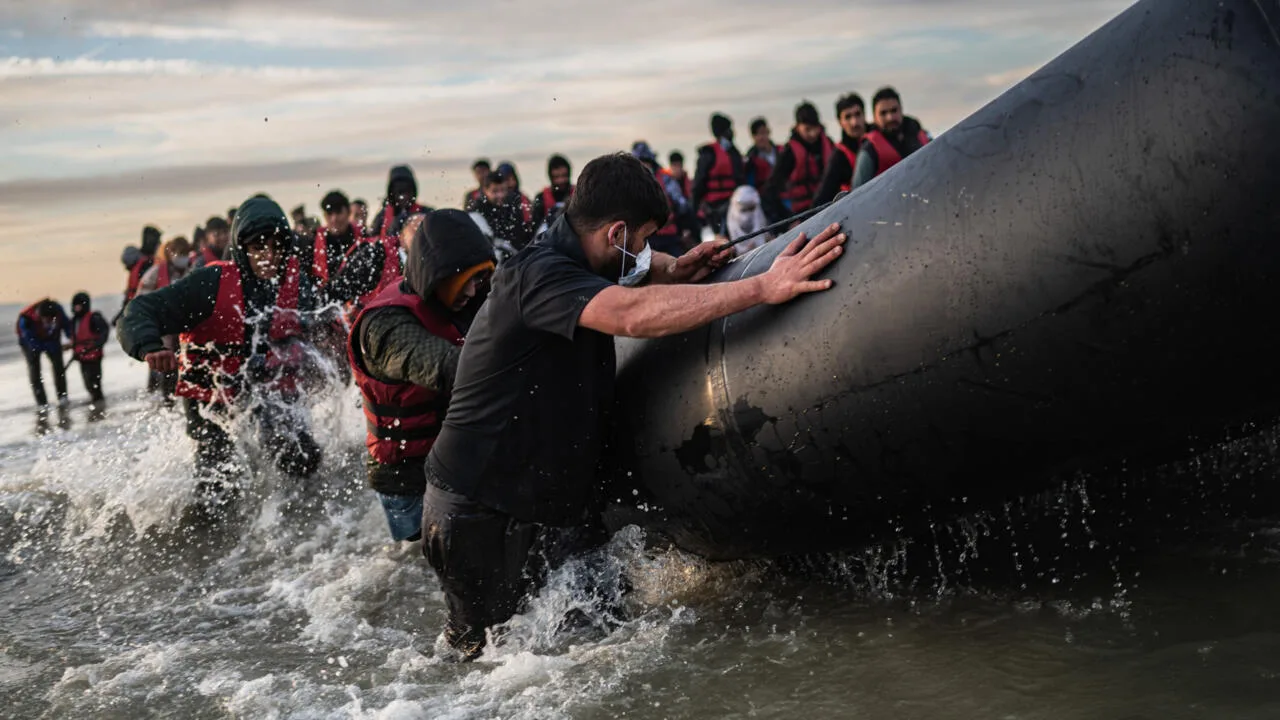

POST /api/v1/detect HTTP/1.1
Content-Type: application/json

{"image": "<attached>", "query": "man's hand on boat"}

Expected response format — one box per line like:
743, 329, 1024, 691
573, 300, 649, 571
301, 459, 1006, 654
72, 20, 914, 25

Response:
758, 223, 845, 304
145, 349, 178, 372
657, 241, 736, 284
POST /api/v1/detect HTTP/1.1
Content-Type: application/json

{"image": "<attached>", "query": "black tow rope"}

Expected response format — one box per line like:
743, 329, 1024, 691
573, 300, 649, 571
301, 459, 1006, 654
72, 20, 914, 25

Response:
719, 190, 850, 249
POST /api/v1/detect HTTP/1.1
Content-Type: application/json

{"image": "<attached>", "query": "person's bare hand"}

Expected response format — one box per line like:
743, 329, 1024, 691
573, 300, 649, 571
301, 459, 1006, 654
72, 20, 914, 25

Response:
145, 350, 178, 373
757, 223, 846, 305
668, 241, 736, 284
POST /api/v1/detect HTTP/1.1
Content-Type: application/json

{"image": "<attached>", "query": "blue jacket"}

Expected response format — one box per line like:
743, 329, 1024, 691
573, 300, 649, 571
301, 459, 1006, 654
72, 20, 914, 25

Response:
17, 305, 71, 353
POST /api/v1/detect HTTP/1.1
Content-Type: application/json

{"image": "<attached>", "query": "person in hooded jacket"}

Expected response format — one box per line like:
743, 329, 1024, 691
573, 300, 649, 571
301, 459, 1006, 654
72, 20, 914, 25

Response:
69, 292, 109, 409
348, 209, 495, 542
531, 154, 574, 235
369, 165, 431, 240
15, 298, 72, 409
762, 101, 836, 221
119, 195, 325, 499
691, 113, 745, 234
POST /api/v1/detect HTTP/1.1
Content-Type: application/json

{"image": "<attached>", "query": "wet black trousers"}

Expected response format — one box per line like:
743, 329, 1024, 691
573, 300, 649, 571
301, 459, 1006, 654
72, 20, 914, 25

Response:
421, 472, 608, 660
23, 345, 67, 407
182, 398, 323, 480
79, 360, 105, 403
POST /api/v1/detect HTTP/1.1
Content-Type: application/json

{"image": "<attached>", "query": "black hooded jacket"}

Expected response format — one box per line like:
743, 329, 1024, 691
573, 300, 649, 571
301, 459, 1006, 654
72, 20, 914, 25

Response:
368, 165, 434, 239
355, 209, 496, 494
813, 131, 864, 206
119, 196, 324, 364
71, 292, 110, 353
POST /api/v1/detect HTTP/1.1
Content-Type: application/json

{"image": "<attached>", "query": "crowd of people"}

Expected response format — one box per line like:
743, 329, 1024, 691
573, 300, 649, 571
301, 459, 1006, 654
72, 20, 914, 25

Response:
15, 86, 925, 660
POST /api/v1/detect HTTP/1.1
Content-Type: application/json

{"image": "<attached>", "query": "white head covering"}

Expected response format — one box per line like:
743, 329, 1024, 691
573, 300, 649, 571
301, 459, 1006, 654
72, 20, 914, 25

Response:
725, 186, 771, 256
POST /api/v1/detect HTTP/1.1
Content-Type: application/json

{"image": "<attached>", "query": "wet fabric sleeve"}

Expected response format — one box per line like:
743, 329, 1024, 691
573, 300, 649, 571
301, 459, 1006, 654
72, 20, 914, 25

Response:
118, 266, 221, 360
516, 254, 613, 341
814, 148, 854, 206
359, 306, 461, 392
852, 144, 879, 188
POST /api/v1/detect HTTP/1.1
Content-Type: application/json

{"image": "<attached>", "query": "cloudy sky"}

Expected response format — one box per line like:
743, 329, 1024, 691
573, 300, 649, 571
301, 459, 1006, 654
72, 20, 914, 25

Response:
0, 0, 1131, 301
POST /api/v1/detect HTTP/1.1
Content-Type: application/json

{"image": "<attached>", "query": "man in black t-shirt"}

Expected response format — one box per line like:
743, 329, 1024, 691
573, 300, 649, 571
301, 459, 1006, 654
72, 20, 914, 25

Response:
423, 152, 848, 660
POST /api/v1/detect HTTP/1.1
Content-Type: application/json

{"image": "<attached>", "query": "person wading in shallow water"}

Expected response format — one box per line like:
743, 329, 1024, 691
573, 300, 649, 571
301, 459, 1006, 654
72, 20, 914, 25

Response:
119, 195, 325, 506
347, 210, 495, 542
422, 152, 848, 660
68, 292, 109, 414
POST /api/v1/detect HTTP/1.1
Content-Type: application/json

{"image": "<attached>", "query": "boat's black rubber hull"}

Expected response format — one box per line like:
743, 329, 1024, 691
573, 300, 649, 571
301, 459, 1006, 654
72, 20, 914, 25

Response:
606, 0, 1280, 560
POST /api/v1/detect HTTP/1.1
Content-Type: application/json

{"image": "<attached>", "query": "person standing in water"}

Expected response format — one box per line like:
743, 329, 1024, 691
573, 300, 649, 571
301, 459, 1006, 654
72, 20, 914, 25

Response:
16, 298, 72, 412
348, 210, 495, 542
68, 292, 109, 414
119, 196, 325, 504
137, 236, 193, 404
422, 152, 847, 660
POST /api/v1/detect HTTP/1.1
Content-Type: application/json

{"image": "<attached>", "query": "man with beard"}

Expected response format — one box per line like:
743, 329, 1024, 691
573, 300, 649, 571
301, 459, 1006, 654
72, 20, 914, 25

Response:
119, 195, 325, 502
531, 154, 575, 235
814, 92, 868, 205
763, 101, 835, 220
463, 159, 491, 210
348, 210, 495, 542
422, 152, 847, 660
194, 217, 231, 269
853, 86, 932, 188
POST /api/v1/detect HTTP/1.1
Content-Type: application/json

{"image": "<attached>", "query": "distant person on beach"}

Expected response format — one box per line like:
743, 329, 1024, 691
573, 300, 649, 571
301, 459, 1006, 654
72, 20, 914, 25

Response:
68, 292, 109, 411
123, 225, 162, 309
814, 92, 868, 205
631, 140, 692, 257
744, 117, 780, 191
853, 86, 931, 188
495, 162, 534, 247
463, 159, 490, 210
348, 210, 495, 542
369, 165, 429, 240
473, 171, 532, 252
531, 154, 575, 235
307, 190, 361, 293
16, 298, 71, 410
422, 152, 847, 660
119, 196, 325, 505
692, 113, 744, 235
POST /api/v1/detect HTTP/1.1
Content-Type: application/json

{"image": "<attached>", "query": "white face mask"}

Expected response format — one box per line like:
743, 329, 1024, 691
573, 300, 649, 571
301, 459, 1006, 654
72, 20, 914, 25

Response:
171, 256, 190, 270
613, 226, 651, 287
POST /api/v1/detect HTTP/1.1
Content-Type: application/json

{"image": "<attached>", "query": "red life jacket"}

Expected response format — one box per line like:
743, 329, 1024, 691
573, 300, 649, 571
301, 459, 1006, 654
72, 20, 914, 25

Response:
155, 260, 175, 290
376, 203, 424, 240
15, 302, 60, 343
540, 185, 573, 218
311, 228, 332, 285
126, 253, 155, 300
703, 142, 737, 205
465, 188, 482, 208
653, 168, 680, 237
348, 282, 463, 465
835, 141, 861, 193
782, 135, 835, 213
748, 146, 779, 187
73, 313, 103, 362
175, 258, 304, 403
516, 193, 533, 225
201, 246, 221, 265
866, 128, 931, 177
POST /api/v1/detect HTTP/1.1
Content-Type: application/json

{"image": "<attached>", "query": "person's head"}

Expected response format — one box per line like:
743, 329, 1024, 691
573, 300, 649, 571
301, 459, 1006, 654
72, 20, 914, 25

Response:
482, 171, 509, 204
163, 236, 192, 270
387, 165, 418, 211
710, 113, 733, 142
547, 154, 571, 190
320, 190, 352, 233
351, 199, 368, 226
141, 225, 162, 256
496, 161, 520, 193
37, 299, 59, 323
205, 216, 231, 254
565, 152, 670, 281
230, 195, 293, 280
630, 141, 658, 169
71, 292, 90, 315
836, 92, 867, 141
872, 86, 904, 134
794, 101, 824, 144
669, 151, 685, 177
405, 209, 497, 314
750, 117, 772, 149
471, 158, 491, 186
